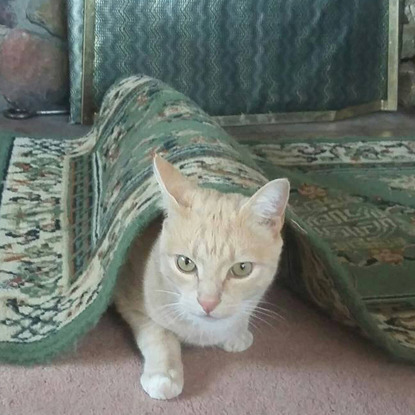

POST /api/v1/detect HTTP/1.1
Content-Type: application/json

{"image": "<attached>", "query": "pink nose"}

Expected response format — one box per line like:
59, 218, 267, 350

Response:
197, 297, 220, 314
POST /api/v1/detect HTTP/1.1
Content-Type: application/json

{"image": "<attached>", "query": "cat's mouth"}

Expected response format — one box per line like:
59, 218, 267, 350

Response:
192, 312, 229, 322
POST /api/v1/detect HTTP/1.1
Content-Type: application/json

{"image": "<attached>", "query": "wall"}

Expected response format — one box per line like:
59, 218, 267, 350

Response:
0, 0, 67, 112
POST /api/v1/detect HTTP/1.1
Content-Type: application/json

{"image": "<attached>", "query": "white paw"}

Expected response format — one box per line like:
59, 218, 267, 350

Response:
140, 369, 183, 400
220, 330, 254, 352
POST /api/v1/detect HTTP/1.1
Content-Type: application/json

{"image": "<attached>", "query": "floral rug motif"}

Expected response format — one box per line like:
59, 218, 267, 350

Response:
0, 76, 414, 364
248, 137, 415, 357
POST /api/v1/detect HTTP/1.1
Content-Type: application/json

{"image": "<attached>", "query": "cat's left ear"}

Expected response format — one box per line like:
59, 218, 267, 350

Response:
153, 154, 195, 209
241, 178, 290, 232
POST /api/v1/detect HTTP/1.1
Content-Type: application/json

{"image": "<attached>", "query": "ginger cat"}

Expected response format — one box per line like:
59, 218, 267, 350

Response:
114, 155, 290, 399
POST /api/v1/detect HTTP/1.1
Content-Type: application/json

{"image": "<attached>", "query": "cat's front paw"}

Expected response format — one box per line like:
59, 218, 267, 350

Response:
219, 330, 253, 353
140, 369, 183, 400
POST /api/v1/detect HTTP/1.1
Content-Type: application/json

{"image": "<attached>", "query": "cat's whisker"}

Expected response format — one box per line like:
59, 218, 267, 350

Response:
245, 299, 286, 311
244, 299, 288, 315
153, 289, 181, 297
247, 306, 287, 322
155, 302, 181, 312
257, 298, 283, 306
158, 309, 177, 322
249, 313, 275, 329
256, 311, 288, 328
255, 313, 288, 327
217, 301, 287, 328
154, 304, 189, 324
169, 310, 187, 325
156, 304, 186, 325
240, 311, 270, 332
240, 303, 288, 328
242, 301, 288, 320
258, 300, 287, 314
244, 307, 287, 326
246, 318, 261, 334
236, 310, 264, 333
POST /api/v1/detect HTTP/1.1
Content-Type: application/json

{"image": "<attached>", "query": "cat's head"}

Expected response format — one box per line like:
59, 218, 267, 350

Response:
154, 155, 290, 324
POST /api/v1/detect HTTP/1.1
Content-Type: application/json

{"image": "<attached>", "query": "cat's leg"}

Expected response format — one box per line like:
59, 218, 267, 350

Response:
218, 320, 253, 353
138, 322, 184, 400
121, 309, 183, 400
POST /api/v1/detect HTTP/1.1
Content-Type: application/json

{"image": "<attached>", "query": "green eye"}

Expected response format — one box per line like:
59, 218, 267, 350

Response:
176, 255, 197, 273
231, 262, 253, 278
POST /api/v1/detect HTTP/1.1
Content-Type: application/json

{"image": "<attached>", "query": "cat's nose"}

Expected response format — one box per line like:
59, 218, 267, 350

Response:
197, 297, 220, 314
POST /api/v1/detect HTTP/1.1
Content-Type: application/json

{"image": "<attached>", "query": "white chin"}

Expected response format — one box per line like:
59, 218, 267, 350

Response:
193, 312, 234, 323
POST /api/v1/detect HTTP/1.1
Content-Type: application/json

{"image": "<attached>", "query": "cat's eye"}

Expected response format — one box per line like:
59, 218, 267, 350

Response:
176, 255, 197, 273
231, 262, 253, 278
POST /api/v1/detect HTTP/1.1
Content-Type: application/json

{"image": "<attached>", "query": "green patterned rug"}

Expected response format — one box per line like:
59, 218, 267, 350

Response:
0, 76, 414, 364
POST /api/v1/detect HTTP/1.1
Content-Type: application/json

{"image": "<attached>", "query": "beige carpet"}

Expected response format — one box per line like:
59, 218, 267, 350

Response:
1, 286, 414, 415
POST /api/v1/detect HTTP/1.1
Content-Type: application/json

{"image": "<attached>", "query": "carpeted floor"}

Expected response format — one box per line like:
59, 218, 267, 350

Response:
1, 286, 414, 415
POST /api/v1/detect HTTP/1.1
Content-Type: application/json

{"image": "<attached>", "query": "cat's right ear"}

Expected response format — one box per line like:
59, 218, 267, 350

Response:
153, 154, 194, 209
241, 178, 290, 234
